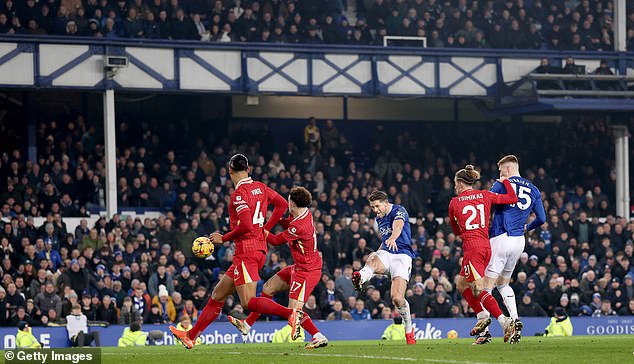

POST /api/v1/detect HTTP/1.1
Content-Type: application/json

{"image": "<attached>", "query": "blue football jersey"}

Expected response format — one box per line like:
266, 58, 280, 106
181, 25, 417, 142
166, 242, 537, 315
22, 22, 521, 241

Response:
489, 176, 546, 237
376, 204, 415, 258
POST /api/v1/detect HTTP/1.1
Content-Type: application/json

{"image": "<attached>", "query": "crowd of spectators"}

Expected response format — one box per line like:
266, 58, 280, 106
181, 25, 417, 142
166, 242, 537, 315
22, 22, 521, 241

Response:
0, 0, 633, 50
0, 111, 633, 329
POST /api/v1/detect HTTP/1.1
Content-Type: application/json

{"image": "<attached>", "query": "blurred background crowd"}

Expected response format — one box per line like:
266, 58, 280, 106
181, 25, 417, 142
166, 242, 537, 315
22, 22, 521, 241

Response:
0, 110, 633, 328
0, 0, 633, 50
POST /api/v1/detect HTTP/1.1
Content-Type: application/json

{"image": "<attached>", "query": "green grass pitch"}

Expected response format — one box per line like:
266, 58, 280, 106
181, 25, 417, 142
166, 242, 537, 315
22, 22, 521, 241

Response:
98, 336, 633, 364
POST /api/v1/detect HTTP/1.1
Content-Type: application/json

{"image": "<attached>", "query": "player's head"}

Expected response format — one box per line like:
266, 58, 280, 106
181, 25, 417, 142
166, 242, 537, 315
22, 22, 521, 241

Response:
289, 186, 312, 210
497, 154, 520, 178
368, 190, 391, 217
454, 165, 480, 194
228, 154, 249, 178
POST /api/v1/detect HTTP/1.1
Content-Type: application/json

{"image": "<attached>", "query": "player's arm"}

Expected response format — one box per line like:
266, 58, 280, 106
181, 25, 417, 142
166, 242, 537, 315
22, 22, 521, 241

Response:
266, 224, 297, 247
526, 189, 547, 232
448, 200, 461, 236
489, 181, 504, 193
264, 187, 288, 231
486, 179, 518, 205
385, 207, 407, 251
212, 193, 254, 243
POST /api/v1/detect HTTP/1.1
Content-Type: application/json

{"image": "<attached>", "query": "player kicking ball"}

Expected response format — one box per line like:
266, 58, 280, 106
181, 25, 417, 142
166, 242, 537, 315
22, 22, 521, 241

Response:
170, 154, 288, 349
472, 155, 546, 345
352, 190, 416, 345
227, 186, 329, 349
448, 165, 518, 344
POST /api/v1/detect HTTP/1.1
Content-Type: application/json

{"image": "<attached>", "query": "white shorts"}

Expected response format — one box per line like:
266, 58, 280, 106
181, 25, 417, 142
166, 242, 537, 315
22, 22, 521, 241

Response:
375, 250, 412, 281
486, 233, 526, 279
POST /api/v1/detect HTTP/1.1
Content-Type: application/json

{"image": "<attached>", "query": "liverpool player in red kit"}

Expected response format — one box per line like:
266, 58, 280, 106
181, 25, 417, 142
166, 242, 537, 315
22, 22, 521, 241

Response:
170, 154, 287, 349
227, 186, 329, 349
448, 165, 518, 344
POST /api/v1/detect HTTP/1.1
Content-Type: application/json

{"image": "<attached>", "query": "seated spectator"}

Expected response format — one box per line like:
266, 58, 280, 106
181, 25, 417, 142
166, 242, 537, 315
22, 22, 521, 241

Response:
326, 300, 352, 320
350, 299, 371, 320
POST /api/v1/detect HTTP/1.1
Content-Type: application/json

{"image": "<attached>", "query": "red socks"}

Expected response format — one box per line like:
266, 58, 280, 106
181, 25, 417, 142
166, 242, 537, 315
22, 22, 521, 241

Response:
247, 297, 293, 318
461, 288, 484, 314
245, 293, 272, 326
478, 290, 503, 319
188, 298, 223, 339
300, 314, 319, 336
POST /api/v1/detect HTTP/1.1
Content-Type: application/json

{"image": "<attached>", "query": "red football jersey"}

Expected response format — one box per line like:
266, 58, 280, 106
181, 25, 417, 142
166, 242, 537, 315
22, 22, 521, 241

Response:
267, 209, 322, 271
448, 179, 517, 251
228, 177, 280, 256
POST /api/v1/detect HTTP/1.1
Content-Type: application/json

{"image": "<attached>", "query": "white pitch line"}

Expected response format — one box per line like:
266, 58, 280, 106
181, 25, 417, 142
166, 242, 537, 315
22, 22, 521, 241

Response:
222, 351, 511, 364
103, 350, 511, 364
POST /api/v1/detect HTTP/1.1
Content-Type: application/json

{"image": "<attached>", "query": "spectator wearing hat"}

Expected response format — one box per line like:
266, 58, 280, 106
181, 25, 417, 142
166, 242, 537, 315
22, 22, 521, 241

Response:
605, 277, 628, 311
145, 303, 164, 324
590, 292, 603, 312
543, 307, 573, 337
151, 284, 176, 323
59, 259, 91, 296
16, 321, 41, 348
34, 281, 61, 319
518, 292, 547, 317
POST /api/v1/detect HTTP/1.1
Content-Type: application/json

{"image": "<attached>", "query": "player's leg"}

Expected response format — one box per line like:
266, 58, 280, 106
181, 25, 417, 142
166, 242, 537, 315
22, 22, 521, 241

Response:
458, 274, 490, 337
497, 235, 525, 344
286, 268, 328, 348
391, 276, 415, 345
171, 273, 235, 348
470, 248, 512, 341
236, 273, 289, 333
353, 251, 387, 291
389, 254, 415, 345
241, 255, 297, 326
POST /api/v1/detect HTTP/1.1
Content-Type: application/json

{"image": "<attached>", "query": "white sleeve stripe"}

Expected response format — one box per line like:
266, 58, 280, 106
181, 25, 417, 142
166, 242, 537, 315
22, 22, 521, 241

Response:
235, 205, 249, 213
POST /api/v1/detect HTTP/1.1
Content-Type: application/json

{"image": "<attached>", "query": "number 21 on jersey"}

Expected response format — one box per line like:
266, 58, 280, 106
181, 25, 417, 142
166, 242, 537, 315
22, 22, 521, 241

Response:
463, 204, 485, 230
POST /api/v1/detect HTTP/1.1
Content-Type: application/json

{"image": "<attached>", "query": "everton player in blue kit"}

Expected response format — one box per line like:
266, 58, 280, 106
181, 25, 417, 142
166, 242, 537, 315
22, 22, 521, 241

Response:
352, 190, 416, 345
474, 155, 546, 345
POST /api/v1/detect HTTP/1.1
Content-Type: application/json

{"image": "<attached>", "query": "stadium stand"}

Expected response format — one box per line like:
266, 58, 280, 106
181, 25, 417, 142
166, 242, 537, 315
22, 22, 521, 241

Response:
0, 112, 632, 327
0, 0, 632, 50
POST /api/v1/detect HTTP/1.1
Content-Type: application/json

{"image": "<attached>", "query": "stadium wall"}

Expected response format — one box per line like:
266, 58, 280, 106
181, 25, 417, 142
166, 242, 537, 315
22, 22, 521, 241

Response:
2, 317, 632, 349
0, 36, 632, 97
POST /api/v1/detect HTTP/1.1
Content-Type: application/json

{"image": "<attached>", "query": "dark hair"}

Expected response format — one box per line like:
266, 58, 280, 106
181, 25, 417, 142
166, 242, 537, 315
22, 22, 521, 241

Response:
228, 154, 249, 172
368, 190, 388, 202
290, 186, 312, 207
454, 165, 480, 185
130, 321, 141, 332
393, 316, 403, 325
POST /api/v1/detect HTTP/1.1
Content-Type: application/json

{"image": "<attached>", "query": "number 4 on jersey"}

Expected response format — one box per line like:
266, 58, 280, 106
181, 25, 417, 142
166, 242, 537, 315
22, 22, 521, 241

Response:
253, 201, 265, 227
